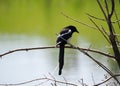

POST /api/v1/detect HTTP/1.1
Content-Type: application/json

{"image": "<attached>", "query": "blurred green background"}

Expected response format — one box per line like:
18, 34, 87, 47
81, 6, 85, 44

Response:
0, 0, 120, 54
0, 0, 120, 47
0, 0, 119, 39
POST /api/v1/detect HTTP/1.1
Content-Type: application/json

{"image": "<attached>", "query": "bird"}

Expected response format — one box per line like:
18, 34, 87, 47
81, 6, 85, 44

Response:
56, 25, 79, 75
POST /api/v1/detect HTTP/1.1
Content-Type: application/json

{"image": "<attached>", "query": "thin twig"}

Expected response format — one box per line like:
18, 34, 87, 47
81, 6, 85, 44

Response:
104, 0, 109, 15
94, 74, 120, 86
61, 12, 97, 29
97, 0, 107, 20
0, 78, 47, 86
86, 13, 105, 22
101, 26, 109, 37
88, 17, 111, 44
109, 0, 114, 18
91, 73, 96, 85
78, 79, 88, 86
86, 13, 120, 24
0, 46, 56, 57
114, 9, 120, 29
112, 19, 120, 24
0, 76, 78, 86
63, 77, 68, 86
49, 73, 57, 86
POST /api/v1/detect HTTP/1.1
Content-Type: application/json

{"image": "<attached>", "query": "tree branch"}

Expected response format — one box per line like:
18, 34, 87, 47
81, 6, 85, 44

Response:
0, 46, 115, 59
95, 74, 120, 86
104, 0, 109, 16
76, 46, 120, 85
97, 0, 107, 20
0, 75, 78, 86
86, 13, 105, 22
86, 13, 120, 23
109, 0, 114, 18
61, 12, 97, 29
114, 9, 120, 29
97, 0, 120, 68
88, 17, 111, 44
1, 43, 118, 85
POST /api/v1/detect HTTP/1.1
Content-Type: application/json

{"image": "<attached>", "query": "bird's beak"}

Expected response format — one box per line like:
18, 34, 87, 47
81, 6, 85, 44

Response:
76, 30, 79, 33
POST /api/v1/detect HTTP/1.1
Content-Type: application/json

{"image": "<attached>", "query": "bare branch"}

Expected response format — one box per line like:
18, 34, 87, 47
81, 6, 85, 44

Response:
0, 46, 115, 59
86, 13, 120, 24
78, 79, 88, 86
91, 73, 96, 85
109, 0, 114, 18
112, 19, 120, 24
76, 47, 120, 84
0, 76, 78, 86
114, 9, 120, 29
86, 13, 105, 22
0, 46, 56, 57
0, 77, 46, 86
97, 0, 107, 20
49, 73, 57, 86
61, 12, 97, 29
88, 17, 111, 44
104, 0, 109, 15
95, 74, 120, 86
101, 26, 109, 37
105, 0, 120, 68
63, 77, 68, 86
0, 73, 119, 86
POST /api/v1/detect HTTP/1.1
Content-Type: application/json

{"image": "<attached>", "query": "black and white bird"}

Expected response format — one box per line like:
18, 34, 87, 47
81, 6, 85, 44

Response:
56, 25, 79, 75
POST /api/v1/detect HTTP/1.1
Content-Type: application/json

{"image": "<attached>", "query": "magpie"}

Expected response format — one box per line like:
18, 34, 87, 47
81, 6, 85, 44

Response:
56, 25, 79, 75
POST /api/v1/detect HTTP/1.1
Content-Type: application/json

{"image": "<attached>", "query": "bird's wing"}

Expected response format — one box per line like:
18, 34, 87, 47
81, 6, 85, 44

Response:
60, 28, 71, 35
59, 29, 71, 38
56, 28, 72, 45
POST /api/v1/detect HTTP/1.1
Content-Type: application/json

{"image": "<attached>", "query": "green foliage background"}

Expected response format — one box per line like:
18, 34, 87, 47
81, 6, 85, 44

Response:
0, 0, 120, 43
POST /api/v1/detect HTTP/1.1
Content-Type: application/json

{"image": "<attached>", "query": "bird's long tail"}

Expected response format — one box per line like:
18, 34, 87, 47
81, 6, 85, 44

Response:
59, 45, 65, 75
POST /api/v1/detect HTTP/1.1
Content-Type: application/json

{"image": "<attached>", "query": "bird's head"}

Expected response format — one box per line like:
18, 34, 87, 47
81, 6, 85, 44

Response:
66, 25, 79, 33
